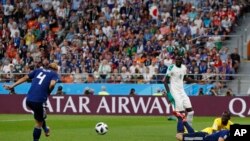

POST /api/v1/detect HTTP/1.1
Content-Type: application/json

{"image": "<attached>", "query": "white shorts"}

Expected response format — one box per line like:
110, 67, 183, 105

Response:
171, 93, 192, 112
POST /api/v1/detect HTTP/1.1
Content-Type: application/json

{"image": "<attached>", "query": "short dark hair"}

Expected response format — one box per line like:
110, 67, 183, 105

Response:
222, 111, 231, 119
175, 56, 183, 60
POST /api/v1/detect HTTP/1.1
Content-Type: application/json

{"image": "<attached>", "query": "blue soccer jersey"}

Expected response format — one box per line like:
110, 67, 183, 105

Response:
204, 130, 230, 141
27, 68, 59, 102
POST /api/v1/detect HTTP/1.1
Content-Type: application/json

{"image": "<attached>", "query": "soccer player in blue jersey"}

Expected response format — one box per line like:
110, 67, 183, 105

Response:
178, 128, 230, 141
204, 130, 230, 141
176, 113, 231, 141
4, 63, 59, 141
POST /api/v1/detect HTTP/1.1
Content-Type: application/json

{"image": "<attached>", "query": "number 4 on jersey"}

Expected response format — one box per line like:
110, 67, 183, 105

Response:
37, 72, 46, 85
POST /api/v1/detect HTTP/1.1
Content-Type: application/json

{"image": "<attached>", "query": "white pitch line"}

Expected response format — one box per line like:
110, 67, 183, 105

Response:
0, 119, 32, 122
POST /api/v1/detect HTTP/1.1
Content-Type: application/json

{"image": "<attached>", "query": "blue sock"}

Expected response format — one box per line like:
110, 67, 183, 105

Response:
33, 127, 41, 141
183, 121, 195, 133
177, 117, 184, 133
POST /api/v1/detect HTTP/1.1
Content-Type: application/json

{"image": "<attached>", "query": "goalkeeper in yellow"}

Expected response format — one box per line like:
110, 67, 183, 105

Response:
202, 111, 233, 134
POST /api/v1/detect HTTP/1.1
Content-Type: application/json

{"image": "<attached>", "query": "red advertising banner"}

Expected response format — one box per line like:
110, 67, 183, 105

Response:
0, 95, 250, 117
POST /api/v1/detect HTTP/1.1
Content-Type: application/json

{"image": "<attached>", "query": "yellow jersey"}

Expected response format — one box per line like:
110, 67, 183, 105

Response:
201, 118, 233, 134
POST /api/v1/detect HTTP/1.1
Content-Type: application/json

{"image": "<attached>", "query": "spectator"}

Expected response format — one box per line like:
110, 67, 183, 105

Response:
198, 88, 204, 96
199, 60, 208, 74
120, 66, 130, 83
98, 86, 109, 96
202, 68, 216, 83
129, 88, 136, 96
61, 73, 74, 83
209, 87, 218, 96
225, 88, 234, 96
9, 87, 16, 95
87, 74, 95, 83
3, 0, 14, 23
219, 47, 229, 62
158, 60, 168, 74
0, 0, 246, 97
73, 67, 83, 83
55, 86, 65, 95
83, 87, 94, 95
189, 67, 202, 81
98, 59, 111, 82
151, 68, 162, 84
153, 88, 163, 96
218, 61, 231, 80
179, 21, 191, 37
148, 60, 158, 76
130, 68, 144, 84
230, 48, 240, 73
143, 67, 152, 84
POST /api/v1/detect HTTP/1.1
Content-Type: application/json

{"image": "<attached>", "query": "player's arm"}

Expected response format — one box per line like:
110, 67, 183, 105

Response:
211, 118, 219, 133
183, 75, 200, 83
163, 74, 173, 103
48, 80, 57, 95
184, 75, 206, 84
163, 65, 173, 93
218, 130, 230, 141
3, 75, 29, 90
183, 65, 203, 83
163, 75, 171, 93
218, 137, 225, 141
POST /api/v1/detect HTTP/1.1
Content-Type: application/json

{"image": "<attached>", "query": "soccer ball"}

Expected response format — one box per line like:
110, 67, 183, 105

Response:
95, 122, 108, 135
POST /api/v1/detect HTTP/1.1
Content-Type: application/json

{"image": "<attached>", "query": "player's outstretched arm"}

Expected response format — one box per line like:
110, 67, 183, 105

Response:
184, 75, 204, 84
3, 75, 29, 90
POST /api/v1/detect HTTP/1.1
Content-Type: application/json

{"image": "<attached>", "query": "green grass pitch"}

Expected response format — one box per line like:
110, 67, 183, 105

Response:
0, 114, 249, 141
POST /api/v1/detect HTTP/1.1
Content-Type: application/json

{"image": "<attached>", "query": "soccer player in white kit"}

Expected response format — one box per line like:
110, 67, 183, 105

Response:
163, 56, 201, 132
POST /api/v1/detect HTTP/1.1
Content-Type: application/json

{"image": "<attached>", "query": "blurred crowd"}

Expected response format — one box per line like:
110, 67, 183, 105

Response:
0, 0, 247, 87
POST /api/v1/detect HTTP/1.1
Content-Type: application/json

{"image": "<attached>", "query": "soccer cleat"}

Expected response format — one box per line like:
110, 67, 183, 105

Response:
167, 116, 177, 121
45, 127, 50, 137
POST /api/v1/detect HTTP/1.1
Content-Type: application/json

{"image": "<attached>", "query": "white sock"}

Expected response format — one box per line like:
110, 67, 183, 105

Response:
187, 111, 194, 126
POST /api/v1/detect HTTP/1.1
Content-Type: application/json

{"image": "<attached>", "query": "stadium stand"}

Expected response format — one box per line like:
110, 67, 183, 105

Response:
0, 0, 249, 95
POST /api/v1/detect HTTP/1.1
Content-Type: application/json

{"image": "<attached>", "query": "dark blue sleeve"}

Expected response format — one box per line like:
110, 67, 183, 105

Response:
51, 72, 59, 82
220, 130, 230, 139
204, 130, 230, 141
28, 69, 37, 79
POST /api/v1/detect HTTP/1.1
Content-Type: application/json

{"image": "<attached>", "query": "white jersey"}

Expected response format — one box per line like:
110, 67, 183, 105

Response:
166, 64, 187, 96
